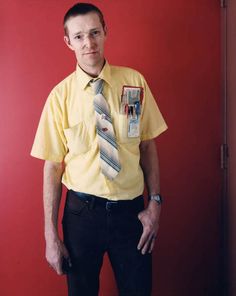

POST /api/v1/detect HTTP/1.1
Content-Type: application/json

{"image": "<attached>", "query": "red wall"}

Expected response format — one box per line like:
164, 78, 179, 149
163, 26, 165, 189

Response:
0, 1, 221, 295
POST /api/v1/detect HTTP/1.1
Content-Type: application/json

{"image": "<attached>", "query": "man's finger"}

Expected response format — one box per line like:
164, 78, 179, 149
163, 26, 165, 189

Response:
148, 235, 157, 253
48, 257, 63, 275
137, 229, 149, 250
55, 260, 63, 275
61, 244, 70, 258
56, 269, 63, 275
141, 233, 154, 255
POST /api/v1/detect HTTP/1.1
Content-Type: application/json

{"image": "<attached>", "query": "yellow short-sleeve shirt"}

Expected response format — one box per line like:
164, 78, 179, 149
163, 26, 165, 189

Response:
31, 62, 167, 200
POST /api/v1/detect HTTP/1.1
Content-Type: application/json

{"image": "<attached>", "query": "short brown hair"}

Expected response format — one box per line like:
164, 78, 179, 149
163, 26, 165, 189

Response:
63, 3, 106, 36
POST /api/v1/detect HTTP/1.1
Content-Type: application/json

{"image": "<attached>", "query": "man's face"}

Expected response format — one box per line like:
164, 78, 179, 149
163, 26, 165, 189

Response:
64, 12, 106, 75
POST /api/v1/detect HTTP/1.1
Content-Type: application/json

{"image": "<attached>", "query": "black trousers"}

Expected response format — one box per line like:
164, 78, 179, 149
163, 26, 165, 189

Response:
62, 190, 152, 296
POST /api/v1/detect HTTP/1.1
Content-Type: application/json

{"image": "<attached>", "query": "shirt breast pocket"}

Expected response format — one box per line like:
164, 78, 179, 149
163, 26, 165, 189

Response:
64, 121, 92, 155
117, 114, 141, 144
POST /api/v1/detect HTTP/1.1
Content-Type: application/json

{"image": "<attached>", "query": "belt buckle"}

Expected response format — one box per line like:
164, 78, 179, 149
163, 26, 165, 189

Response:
106, 201, 118, 211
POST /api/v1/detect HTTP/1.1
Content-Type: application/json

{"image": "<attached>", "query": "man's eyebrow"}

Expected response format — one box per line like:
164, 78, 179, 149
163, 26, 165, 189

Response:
72, 31, 82, 36
72, 27, 101, 36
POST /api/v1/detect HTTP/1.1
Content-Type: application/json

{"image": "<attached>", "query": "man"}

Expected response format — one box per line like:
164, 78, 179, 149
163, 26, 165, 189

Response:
31, 3, 167, 296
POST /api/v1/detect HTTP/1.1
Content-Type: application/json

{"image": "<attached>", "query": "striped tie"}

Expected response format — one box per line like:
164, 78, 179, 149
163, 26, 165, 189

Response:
90, 79, 121, 180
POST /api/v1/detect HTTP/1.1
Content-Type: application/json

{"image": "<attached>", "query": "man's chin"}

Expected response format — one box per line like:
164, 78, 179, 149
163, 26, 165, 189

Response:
84, 58, 104, 68
78, 60, 105, 76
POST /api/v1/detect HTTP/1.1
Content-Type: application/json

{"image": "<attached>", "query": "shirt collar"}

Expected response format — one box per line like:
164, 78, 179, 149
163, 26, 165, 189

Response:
76, 61, 112, 90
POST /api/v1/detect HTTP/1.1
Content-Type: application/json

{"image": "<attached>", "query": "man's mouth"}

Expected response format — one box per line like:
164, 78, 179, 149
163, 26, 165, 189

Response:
84, 51, 98, 55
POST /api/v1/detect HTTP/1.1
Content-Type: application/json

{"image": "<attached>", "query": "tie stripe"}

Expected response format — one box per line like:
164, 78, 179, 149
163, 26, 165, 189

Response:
100, 150, 121, 172
94, 102, 112, 122
91, 79, 121, 180
96, 127, 117, 148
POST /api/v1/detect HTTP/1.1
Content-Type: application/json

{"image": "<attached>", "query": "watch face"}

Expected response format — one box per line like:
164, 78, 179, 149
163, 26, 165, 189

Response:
150, 194, 163, 204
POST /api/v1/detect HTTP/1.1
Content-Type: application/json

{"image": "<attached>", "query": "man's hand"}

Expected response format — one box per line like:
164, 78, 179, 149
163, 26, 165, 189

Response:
46, 237, 70, 275
43, 160, 69, 275
137, 200, 161, 255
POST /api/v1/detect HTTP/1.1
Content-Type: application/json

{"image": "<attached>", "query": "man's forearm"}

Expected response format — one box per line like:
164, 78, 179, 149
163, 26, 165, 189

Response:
43, 160, 64, 241
138, 139, 161, 254
140, 139, 160, 196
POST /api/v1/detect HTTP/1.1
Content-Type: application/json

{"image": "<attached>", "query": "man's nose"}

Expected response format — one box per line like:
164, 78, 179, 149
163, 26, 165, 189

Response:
84, 35, 95, 48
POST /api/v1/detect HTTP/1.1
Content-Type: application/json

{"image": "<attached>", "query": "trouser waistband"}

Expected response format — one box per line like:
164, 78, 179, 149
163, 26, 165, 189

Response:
68, 190, 143, 211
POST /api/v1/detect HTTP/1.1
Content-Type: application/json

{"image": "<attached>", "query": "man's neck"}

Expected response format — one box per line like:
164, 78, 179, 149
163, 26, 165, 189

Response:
78, 60, 106, 78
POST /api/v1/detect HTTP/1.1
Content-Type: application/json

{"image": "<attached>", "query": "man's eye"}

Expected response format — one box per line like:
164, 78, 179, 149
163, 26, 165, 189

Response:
75, 35, 81, 40
92, 30, 100, 36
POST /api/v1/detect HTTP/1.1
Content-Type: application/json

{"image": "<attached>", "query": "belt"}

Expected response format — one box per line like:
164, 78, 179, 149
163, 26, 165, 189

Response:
68, 190, 143, 211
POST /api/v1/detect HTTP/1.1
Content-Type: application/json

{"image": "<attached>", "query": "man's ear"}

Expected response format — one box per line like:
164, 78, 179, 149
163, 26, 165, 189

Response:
104, 26, 108, 37
64, 36, 74, 51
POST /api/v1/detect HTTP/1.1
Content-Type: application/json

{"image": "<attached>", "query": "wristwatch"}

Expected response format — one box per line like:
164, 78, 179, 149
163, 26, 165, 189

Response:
149, 194, 163, 205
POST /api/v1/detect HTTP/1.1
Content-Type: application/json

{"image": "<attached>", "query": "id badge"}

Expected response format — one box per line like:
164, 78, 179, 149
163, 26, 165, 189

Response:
128, 117, 140, 138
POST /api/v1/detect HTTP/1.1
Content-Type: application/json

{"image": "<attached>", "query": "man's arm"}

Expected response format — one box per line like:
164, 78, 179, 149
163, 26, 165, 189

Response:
43, 160, 69, 275
138, 139, 161, 254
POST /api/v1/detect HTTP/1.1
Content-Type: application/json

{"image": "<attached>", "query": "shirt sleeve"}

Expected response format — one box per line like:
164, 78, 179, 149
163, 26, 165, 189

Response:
140, 77, 168, 141
30, 90, 67, 162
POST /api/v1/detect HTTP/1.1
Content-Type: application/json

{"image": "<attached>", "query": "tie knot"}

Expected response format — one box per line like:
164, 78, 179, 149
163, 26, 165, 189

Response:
90, 78, 103, 95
